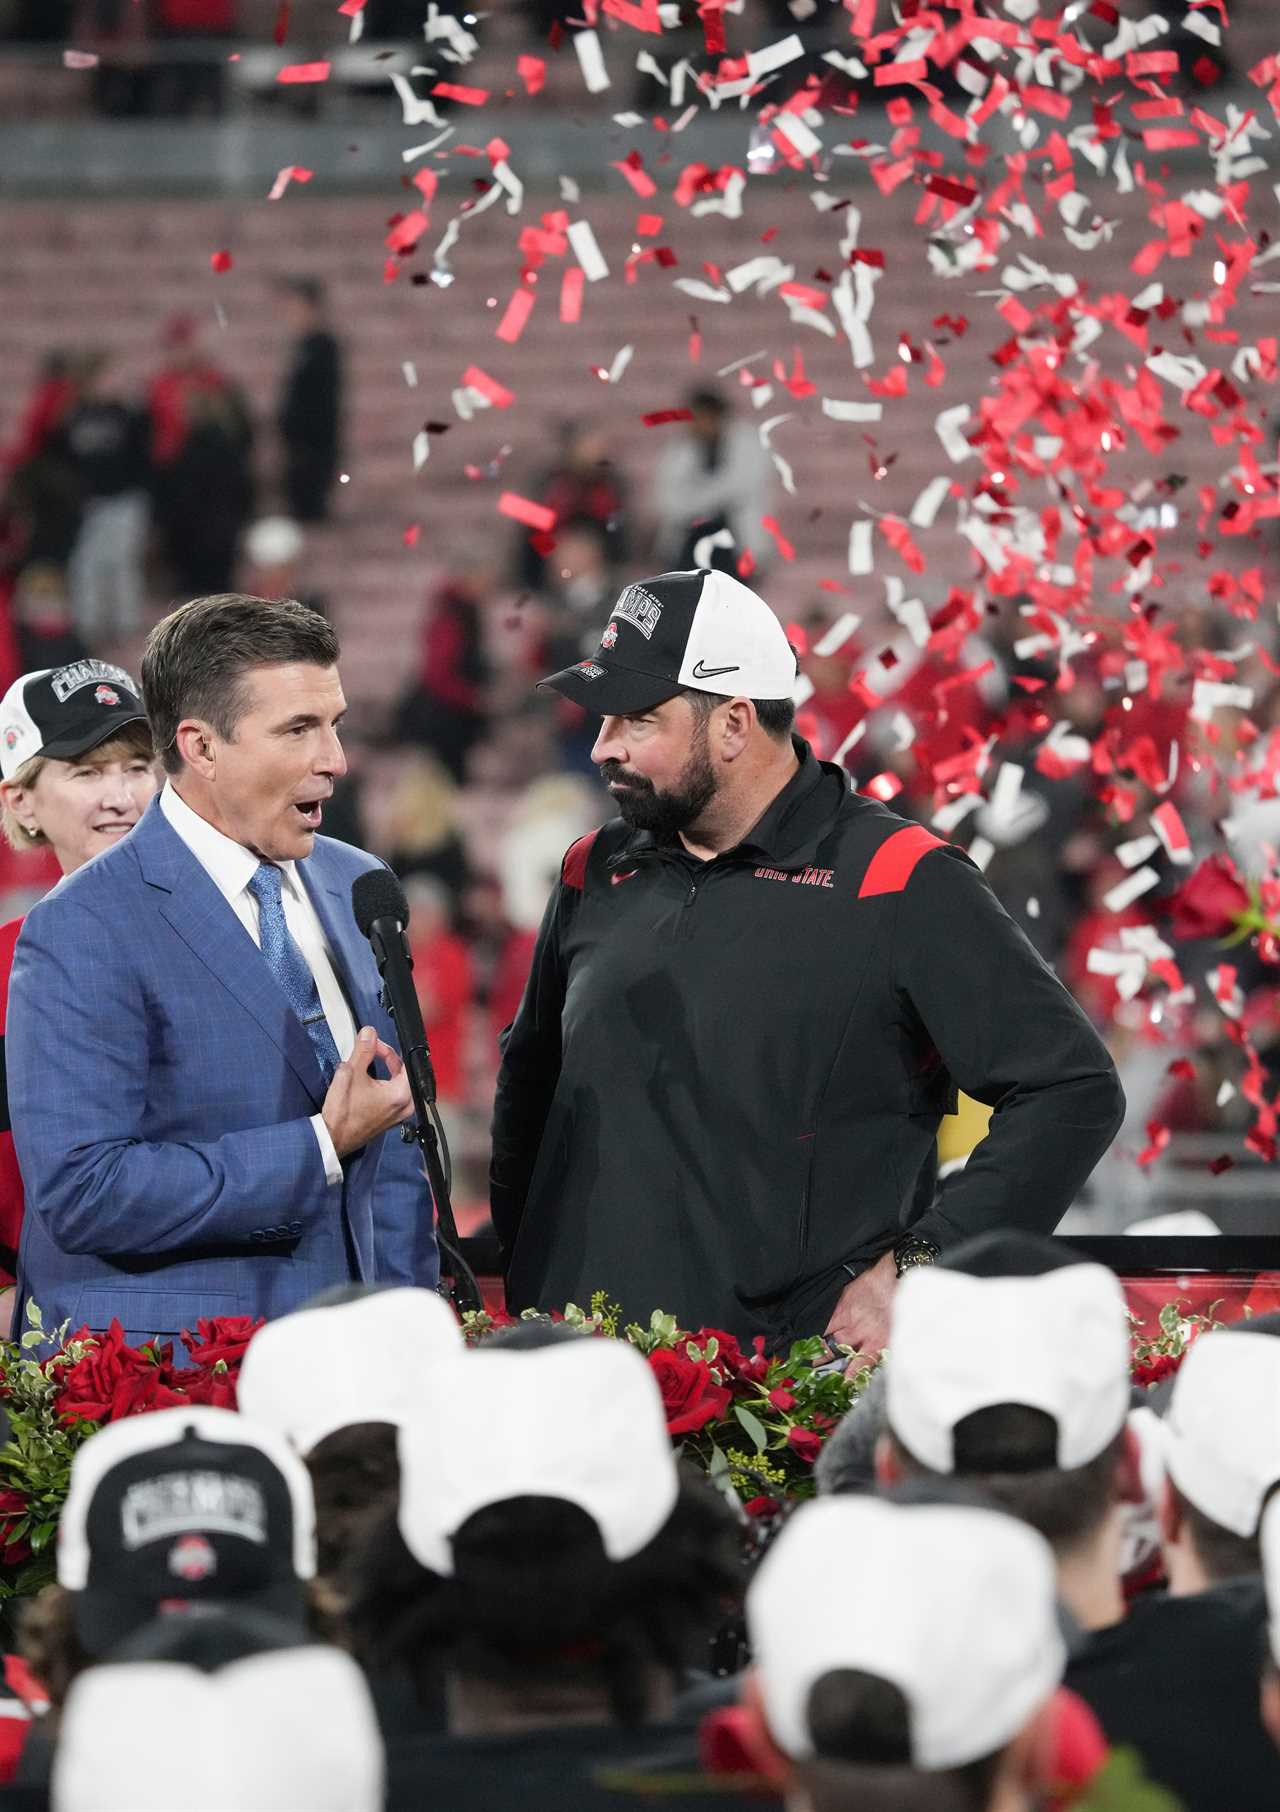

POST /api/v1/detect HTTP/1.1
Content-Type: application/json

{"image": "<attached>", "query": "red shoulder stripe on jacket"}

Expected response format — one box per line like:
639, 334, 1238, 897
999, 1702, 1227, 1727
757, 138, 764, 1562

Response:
857, 824, 945, 898
561, 830, 601, 892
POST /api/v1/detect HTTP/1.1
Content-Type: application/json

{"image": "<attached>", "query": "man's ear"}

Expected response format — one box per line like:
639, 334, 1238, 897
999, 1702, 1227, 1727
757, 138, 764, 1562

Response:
173, 719, 216, 779
1114, 1422, 1146, 1506
874, 1431, 901, 1487
1158, 1474, 1184, 1548
1261, 1668, 1280, 1753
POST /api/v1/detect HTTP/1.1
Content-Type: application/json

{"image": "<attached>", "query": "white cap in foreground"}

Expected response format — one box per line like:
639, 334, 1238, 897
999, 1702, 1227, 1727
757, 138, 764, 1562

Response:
52, 1648, 383, 1812
1164, 1329, 1280, 1536
747, 1496, 1065, 1771
887, 1263, 1131, 1472
398, 1339, 679, 1576
237, 1287, 464, 1454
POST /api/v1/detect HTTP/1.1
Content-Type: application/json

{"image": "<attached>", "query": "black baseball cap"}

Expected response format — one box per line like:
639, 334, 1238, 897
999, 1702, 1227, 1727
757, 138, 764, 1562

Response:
0, 660, 148, 781
537, 568, 797, 715
57, 1406, 316, 1656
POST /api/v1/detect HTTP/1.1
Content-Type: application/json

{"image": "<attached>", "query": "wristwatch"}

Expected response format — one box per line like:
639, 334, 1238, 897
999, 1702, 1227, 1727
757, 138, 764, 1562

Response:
892, 1234, 940, 1277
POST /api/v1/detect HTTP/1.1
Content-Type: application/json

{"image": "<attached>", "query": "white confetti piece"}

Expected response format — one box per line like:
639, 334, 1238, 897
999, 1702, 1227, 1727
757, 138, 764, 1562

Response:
1217, 1080, 1236, 1108
402, 130, 452, 160
793, 673, 815, 709
606, 344, 633, 385
832, 720, 866, 767
821, 398, 883, 422
967, 837, 995, 874
567, 219, 609, 282
1116, 834, 1161, 870
726, 255, 794, 295
1103, 866, 1160, 914
759, 412, 796, 497
693, 526, 735, 568
412, 431, 430, 471
774, 112, 823, 161
574, 29, 610, 94
748, 35, 805, 78
1147, 350, 1207, 392
909, 475, 952, 528
848, 519, 874, 574
935, 403, 975, 462
402, 362, 418, 388
933, 793, 983, 834
813, 613, 860, 657
390, 73, 447, 128
1191, 679, 1254, 723
889, 711, 916, 753
674, 278, 731, 304
425, 3, 478, 60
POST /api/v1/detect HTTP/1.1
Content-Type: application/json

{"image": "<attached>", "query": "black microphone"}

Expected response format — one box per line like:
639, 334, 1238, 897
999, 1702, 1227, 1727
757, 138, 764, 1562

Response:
351, 868, 437, 1107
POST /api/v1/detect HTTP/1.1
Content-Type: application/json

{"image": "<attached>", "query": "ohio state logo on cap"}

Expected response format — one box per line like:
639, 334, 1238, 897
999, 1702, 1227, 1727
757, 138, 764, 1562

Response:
94, 685, 121, 707
600, 622, 619, 650
3, 729, 18, 752
168, 1532, 217, 1583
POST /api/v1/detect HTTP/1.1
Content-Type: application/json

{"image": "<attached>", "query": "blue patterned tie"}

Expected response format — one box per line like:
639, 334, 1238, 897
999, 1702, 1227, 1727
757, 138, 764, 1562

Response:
247, 861, 341, 1085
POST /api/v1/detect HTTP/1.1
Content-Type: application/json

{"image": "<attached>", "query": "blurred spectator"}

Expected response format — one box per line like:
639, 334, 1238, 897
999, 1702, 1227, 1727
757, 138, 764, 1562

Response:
405, 875, 473, 1128
49, 354, 150, 644
1067, 1327, 1280, 1811
515, 423, 628, 591
537, 517, 617, 676
147, 314, 250, 467
3, 353, 85, 571
8, 564, 91, 676
277, 277, 343, 524
650, 386, 774, 571
152, 387, 254, 597
1, 0, 75, 37
363, 750, 469, 899
394, 560, 496, 781
241, 516, 327, 619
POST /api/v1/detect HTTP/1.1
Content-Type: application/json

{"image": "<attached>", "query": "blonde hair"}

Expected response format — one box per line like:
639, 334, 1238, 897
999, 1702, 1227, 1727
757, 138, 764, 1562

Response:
0, 722, 155, 852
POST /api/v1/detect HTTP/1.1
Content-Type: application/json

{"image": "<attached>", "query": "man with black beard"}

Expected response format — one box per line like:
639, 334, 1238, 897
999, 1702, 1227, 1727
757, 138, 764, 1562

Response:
490, 569, 1123, 1350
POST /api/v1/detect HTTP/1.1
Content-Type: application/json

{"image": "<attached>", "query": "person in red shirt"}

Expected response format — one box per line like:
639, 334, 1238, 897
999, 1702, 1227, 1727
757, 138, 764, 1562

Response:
0, 662, 157, 1326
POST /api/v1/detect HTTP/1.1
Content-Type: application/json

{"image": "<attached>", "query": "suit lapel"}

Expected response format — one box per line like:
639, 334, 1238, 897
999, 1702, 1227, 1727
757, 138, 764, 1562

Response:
135, 801, 328, 1106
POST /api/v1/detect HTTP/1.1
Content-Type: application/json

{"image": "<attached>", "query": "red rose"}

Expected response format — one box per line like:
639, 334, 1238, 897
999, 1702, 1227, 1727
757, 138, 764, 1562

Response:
648, 1348, 732, 1436
56, 1320, 156, 1424
0, 1488, 31, 1567
786, 1425, 823, 1464
742, 1495, 781, 1519
691, 1328, 746, 1377
1132, 1352, 1181, 1388
1167, 854, 1249, 941
768, 1385, 796, 1412
179, 1316, 262, 1370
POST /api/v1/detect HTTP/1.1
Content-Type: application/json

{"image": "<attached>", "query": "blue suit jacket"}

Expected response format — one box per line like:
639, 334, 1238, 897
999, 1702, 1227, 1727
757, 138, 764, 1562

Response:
6, 796, 438, 1348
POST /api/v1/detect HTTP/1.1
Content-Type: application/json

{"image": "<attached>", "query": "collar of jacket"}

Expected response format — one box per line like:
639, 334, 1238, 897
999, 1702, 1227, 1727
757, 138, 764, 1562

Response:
605, 736, 850, 873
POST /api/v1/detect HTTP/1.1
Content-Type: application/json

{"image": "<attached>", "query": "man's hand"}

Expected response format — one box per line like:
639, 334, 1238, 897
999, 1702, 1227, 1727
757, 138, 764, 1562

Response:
322, 1026, 415, 1158
825, 1251, 898, 1361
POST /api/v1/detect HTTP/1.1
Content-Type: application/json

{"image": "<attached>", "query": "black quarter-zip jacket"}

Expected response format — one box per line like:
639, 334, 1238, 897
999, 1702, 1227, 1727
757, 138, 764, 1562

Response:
490, 738, 1125, 1343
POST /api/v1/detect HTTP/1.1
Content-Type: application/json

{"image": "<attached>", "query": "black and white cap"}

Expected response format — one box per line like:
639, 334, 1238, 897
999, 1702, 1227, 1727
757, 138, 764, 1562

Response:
0, 660, 147, 781
57, 1405, 316, 1655
538, 568, 798, 715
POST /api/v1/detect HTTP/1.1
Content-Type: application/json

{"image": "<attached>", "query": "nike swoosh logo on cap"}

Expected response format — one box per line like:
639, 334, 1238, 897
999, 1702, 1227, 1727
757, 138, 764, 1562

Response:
691, 661, 740, 679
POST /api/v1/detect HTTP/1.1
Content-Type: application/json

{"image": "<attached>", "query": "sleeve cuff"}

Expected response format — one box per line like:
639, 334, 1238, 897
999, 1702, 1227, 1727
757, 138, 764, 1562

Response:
310, 1114, 344, 1187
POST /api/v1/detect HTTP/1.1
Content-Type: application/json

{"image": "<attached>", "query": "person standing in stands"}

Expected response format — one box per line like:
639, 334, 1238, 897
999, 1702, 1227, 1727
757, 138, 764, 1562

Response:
0, 662, 156, 1333
276, 278, 343, 525
51, 354, 151, 645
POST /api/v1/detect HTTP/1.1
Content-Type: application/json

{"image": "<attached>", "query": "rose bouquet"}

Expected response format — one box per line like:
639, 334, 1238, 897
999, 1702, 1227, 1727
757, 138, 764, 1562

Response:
464, 1294, 880, 1513
0, 1305, 260, 1599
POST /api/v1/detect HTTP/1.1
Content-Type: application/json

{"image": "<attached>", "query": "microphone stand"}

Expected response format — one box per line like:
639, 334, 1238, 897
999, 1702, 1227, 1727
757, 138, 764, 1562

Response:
366, 924, 484, 1316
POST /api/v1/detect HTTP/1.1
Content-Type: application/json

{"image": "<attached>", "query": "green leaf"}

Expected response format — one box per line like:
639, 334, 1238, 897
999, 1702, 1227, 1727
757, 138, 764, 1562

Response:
23, 1301, 41, 1331
733, 1404, 768, 1454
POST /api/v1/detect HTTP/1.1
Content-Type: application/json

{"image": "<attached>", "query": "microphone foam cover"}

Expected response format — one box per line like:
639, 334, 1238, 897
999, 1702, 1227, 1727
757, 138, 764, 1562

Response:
352, 867, 410, 938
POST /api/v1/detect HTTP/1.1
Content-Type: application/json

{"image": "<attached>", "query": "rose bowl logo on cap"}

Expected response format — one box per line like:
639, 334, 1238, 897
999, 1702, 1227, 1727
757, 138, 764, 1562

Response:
94, 685, 121, 707
167, 1532, 217, 1583
600, 621, 619, 651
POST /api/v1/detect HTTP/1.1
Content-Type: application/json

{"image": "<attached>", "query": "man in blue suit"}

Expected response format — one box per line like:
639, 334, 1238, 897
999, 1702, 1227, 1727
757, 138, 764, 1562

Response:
6, 592, 437, 1347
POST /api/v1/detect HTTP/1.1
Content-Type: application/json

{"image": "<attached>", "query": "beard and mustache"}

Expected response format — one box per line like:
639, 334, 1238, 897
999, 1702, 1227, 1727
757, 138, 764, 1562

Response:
599, 719, 718, 839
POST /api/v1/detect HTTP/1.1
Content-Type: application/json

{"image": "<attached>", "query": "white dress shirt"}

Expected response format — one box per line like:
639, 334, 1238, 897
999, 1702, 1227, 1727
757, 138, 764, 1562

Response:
160, 782, 352, 1186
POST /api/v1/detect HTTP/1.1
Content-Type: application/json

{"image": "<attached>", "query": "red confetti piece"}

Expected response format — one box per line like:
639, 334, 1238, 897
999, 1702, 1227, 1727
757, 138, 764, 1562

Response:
267, 165, 313, 201
499, 493, 556, 532
209, 250, 233, 273
1137, 1119, 1171, 1169
517, 54, 545, 95
273, 1, 290, 45
612, 152, 658, 198
276, 61, 330, 83
559, 268, 584, 323
602, 0, 662, 30
412, 168, 437, 205
863, 773, 904, 803
641, 409, 694, 426
432, 81, 489, 106
385, 210, 428, 254
1166, 1059, 1196, 1082
1208, 1155, 1236, 1176
461, 365, 515, 408
337, 0, 367, 12
760, 515, 795, 561
403, 525, 420, 547
495, 285, 535, 344
636, 213, 663, 237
